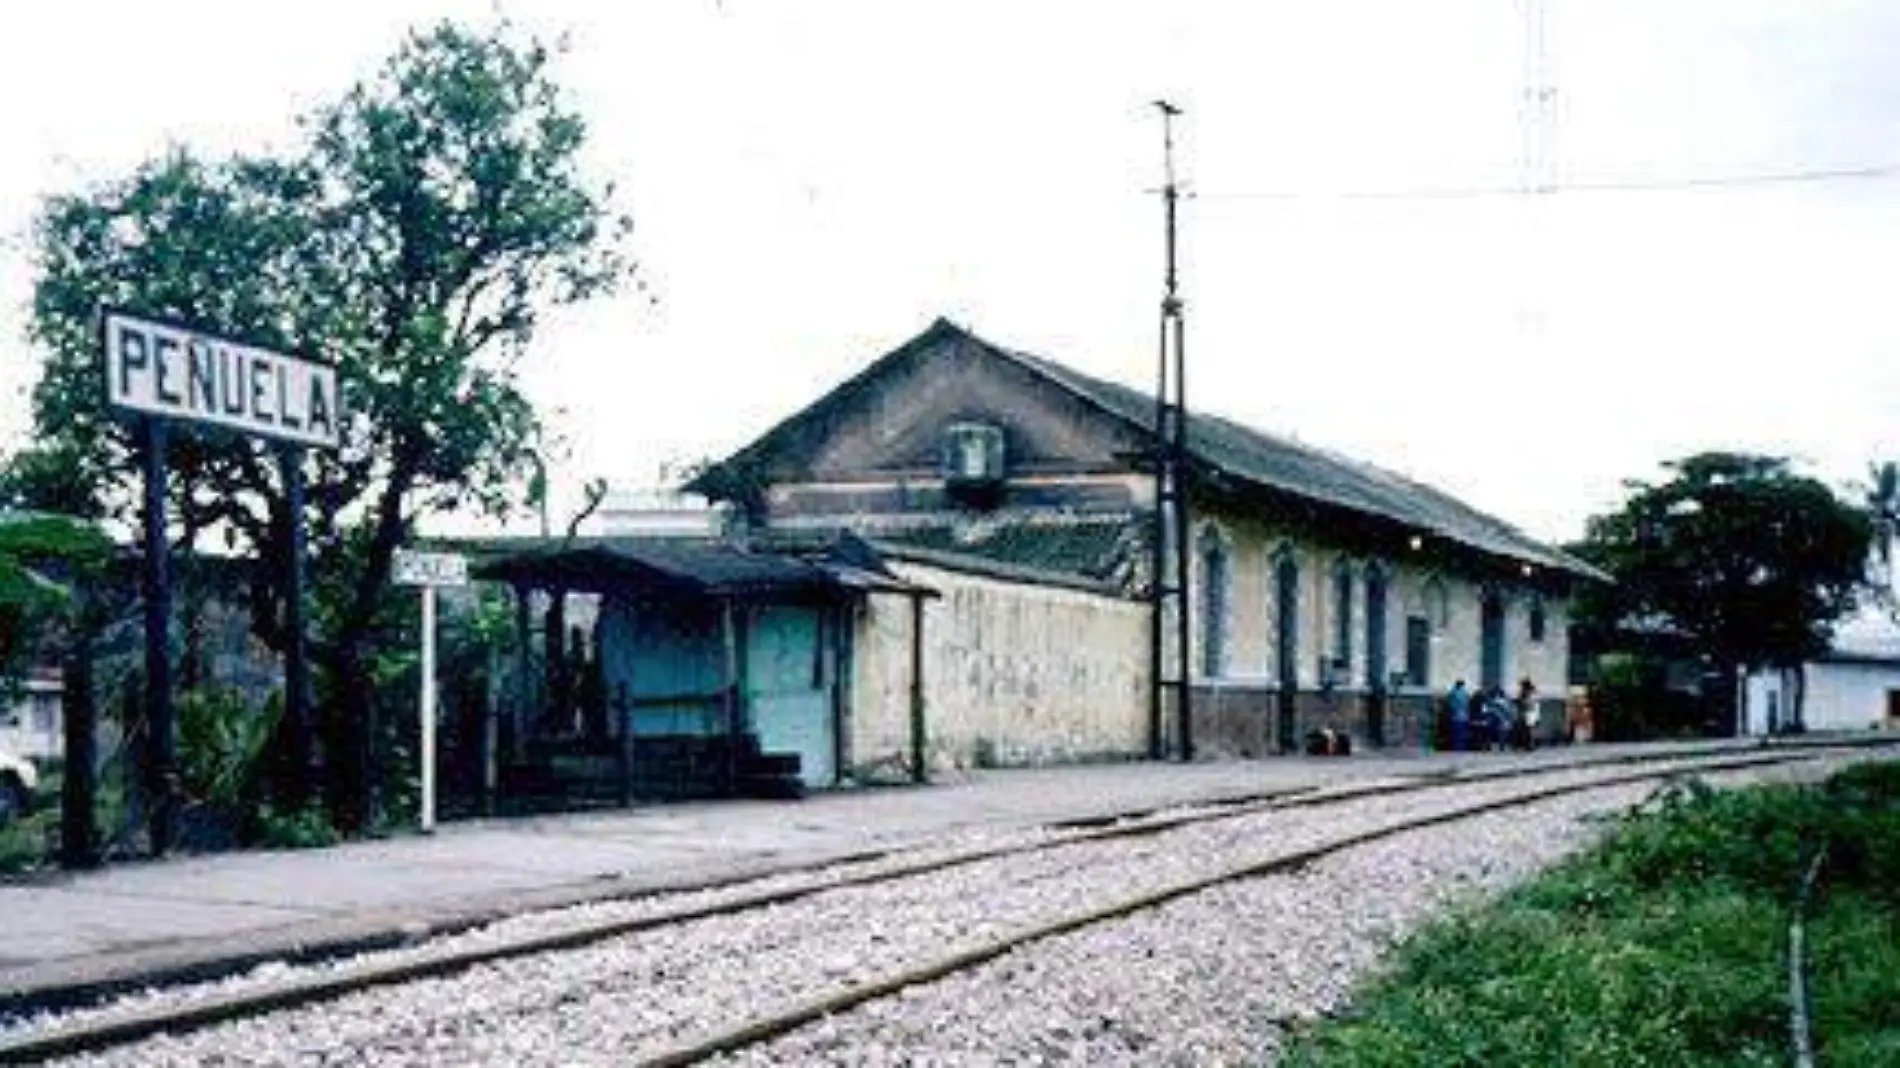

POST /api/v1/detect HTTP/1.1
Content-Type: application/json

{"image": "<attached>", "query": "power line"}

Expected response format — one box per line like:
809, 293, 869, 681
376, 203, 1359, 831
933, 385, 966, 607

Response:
1193, 162, 1900, 203
1518, 0, 1556, 197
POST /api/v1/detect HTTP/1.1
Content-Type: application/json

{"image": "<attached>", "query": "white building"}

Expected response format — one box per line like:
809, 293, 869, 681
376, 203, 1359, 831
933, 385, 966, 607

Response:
0, 668, 63, 760
593, 486, 729, 539
1742, 607, 1900, 735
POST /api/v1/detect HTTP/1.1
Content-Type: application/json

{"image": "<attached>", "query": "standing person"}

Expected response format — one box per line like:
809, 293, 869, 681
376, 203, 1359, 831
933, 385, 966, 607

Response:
1517, 677, 1540, 750
1490, 687, 1516, 751
1447, 679, 1471, 753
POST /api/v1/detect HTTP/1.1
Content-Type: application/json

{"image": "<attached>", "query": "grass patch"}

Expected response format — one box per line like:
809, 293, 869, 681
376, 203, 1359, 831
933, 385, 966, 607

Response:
1284, 759, 1900, 1068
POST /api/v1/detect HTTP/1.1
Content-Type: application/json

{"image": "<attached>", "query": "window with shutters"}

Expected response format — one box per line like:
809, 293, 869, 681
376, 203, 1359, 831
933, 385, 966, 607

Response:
1365, 562, 1389, 689
1200, 528, 1230, 677
1332, 558, 1354, 678
1273, 546, 1299, 688
1405, 615, 1431, 687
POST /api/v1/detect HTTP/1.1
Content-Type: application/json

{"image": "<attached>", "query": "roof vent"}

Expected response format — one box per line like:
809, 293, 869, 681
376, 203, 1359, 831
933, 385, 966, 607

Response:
942, 422, 1006, 504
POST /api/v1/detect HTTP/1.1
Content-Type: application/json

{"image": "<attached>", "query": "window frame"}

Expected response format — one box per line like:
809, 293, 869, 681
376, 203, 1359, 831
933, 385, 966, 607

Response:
1199, 527, 1231, 678
1404, 614, 1431, 687
1332, 558, 1354, 677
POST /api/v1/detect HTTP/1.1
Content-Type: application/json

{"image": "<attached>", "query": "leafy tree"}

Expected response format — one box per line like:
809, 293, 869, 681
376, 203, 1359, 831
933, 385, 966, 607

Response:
0, 512, 113, 687
1571, 452, 1873, 733
12, 22, 635, 827
0, 510, 117, 867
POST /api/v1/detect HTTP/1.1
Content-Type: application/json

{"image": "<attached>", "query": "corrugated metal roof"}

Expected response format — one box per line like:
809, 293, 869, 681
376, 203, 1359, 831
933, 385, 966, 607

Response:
463, 533, 933, 599
985, 333, 1607, 582
872, 517, 1135, 582
691, 319, 1606, 582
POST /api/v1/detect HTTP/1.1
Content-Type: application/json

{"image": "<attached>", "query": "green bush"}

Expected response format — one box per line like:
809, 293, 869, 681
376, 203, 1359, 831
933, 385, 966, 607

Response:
176, 686, 279, 809
255, 802, 340, 850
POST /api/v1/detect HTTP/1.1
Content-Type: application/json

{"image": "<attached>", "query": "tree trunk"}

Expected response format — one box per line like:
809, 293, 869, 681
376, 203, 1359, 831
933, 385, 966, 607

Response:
180, 554, 204, 693
60, 618, 98, 869
544, 589, 568, 735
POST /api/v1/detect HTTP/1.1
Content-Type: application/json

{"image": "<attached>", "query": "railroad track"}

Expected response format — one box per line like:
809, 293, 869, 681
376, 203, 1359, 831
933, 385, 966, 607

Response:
3, 741, 1891, 1065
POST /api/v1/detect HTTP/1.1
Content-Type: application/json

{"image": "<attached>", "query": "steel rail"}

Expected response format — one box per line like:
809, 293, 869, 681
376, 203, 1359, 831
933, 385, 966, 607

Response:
0, 741, 1885, 1063
633, 748, 1865, 1067
7, 737, 1875, 1021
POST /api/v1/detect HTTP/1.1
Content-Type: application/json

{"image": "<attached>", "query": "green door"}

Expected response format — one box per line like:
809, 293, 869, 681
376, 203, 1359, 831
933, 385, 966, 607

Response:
1480, 592, 1505, 692
745, 604, 836, 787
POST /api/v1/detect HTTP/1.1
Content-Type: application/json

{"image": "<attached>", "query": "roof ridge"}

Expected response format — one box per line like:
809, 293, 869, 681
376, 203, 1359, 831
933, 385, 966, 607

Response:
957, 326, 1602, 580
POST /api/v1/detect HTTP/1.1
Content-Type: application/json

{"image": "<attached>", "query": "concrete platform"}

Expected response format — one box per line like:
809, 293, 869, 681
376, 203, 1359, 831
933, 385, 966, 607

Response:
0, 736, 1880, 1009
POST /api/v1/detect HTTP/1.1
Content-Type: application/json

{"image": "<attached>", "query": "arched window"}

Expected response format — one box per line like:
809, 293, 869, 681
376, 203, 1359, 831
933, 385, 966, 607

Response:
1480, 588, 1506, 691
1364, 562, 1389, 690
1200, 528, 1230, 678
1423, 576, 1450, 629
1332, 558, 1354, 679
1272, 545, 1299, 688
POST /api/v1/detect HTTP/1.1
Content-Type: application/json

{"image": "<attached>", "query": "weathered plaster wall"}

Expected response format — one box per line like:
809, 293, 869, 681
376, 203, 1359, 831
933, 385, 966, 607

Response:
848, 560, 1150, 777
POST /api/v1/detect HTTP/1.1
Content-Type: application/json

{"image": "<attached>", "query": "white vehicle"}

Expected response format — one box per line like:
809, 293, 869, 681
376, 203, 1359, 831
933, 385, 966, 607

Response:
0, 749, 38, 824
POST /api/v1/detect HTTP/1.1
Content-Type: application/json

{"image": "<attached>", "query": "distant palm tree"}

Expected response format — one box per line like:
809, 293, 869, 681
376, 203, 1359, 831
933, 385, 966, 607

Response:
1866, 461, 1900, 613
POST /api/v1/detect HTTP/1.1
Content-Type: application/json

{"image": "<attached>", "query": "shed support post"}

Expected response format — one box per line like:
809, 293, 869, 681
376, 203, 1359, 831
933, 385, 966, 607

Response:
909, 594, 927, 784
545, 587, 568, 734
511, 583, 532, 769
617, 683, 635, 806
830, 603, 849, 786
722, 599, 741, 795
482, 641, 500, 815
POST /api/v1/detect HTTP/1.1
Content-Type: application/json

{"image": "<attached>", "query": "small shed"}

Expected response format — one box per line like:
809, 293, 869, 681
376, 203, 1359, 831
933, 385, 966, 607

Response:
475, 532, 932, 798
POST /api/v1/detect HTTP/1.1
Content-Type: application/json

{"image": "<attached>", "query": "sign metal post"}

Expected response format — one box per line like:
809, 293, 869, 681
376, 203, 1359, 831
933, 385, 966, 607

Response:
141, 418, 174, 854
393, 549, 469, 833
420, 582, 436, 831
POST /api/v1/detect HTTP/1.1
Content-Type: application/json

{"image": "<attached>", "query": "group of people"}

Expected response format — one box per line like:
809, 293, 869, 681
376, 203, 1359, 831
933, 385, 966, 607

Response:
1432, 677, 1541, 752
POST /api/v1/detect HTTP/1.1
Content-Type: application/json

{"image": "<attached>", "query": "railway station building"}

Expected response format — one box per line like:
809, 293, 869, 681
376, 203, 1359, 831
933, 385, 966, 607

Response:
468, 318, 1605, 798
684, 318, 1607, 774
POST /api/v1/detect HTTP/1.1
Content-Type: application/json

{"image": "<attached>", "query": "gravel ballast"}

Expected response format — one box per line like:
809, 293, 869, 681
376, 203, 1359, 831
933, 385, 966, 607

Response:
725, 756, 1871, 1067
38, 752, 1880, 1067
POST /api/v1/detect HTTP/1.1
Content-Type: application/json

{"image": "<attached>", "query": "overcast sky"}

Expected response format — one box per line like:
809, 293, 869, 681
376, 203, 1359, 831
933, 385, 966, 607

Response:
3, 0, 1898, 544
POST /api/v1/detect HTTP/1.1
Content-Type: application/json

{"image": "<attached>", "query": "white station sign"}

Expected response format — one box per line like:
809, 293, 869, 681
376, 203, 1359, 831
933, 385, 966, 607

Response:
392, 549, 470, 588
104, 310, 340, 449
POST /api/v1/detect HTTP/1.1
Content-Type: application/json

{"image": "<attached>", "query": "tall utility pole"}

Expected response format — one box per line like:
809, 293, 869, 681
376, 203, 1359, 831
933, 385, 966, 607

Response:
1518, 0, 1557, 198
1516, 0, 1558, 338
1149, 99, 1193, 762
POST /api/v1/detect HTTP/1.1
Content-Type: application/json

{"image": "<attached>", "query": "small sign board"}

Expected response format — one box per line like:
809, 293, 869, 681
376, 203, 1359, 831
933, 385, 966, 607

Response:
103, 310, 340, 449
393, 549, 470, 588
